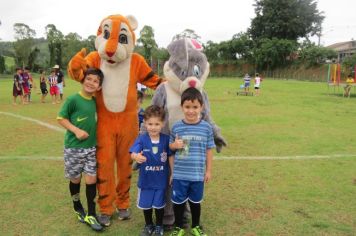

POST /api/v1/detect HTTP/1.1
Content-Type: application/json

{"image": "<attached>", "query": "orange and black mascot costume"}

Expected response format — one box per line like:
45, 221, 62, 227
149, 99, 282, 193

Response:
67, 14, 162, 216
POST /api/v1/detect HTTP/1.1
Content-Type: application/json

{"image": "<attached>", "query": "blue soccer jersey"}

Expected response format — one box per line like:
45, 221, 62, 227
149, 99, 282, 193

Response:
130, 133, 171, 189
170, 120, 215, 182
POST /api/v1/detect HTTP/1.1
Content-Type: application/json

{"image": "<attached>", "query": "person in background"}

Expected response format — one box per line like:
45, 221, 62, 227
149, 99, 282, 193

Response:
53, 65, 65, 101
344, 74, 354, 97
48, 70, 60, 104
254, 73, 262, 96
13, 67, 24, 105
22, 67, 31, 104
24, 67, 35, 102
243, 73, 251, 93
39, 70, 48, 103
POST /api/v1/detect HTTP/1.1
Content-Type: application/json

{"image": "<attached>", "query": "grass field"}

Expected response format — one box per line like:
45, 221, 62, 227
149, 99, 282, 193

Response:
0, 75, 355, 235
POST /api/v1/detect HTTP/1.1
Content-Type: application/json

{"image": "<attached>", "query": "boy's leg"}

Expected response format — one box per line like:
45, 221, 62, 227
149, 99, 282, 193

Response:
144, 209, 153, 225
188, 201, 201, 228
69, 178, 85, 216
173, 203, 185, 228
84, 175, 97, 216
155, 208, 164, 226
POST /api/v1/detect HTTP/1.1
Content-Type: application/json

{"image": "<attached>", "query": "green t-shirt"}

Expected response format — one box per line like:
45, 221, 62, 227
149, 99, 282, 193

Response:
58, 92, 97, 148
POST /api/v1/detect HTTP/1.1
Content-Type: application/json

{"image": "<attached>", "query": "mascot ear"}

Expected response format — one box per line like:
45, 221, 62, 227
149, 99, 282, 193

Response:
168, 39, 188, 70
126, 15, 138, 31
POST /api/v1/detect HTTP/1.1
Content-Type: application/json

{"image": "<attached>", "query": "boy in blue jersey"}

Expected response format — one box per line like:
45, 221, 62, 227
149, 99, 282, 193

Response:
130, 105, 172, 236
57, 68, 104, 232
169, 87, 215, 236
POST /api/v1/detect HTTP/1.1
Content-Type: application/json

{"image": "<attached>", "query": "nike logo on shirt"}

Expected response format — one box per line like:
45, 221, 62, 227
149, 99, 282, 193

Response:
76, 116, 88, 122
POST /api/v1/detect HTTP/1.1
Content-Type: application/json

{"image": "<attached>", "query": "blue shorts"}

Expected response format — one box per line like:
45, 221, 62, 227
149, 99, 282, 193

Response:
171, 179, 204, 204
137, 188, 166, 209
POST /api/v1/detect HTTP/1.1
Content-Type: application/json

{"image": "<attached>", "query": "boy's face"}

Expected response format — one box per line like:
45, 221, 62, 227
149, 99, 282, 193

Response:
181, 99, 203, 124
82, 74, 102, 94
144, 117, 164, 137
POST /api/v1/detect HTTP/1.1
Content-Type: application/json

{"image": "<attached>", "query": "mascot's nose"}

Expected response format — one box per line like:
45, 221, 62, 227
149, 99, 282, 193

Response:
189, 80, 197, 88
106, 51, 114, 57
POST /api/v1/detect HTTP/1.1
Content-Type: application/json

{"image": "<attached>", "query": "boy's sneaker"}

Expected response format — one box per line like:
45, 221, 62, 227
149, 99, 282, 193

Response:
97, 214, 111, 227
74, 208, 86, 223
153, 225, 164, 236
191, 226, 207, 236
169, 227, 185, 236
117, 208, 131, 220
140, 224, 155, 236
84, 215, 104, 232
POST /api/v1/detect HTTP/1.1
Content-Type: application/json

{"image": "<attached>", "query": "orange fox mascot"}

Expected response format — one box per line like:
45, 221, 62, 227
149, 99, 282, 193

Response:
67, 14, 162, 219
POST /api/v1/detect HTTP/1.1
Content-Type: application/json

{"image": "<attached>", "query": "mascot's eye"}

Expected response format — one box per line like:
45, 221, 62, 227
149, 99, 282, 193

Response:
104, 30, 110, 39
119, 34, 128, 44
193, 65, 201, 77
181, 70, 187, 77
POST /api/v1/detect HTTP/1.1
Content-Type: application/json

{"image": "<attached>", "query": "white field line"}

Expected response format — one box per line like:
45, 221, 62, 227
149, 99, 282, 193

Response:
1, 112, 355, 161
1, 154, 356, 161
0, 111, 65, 133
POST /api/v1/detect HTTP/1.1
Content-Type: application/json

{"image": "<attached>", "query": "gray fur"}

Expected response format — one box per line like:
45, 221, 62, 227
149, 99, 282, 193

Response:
151, 38, 226, 153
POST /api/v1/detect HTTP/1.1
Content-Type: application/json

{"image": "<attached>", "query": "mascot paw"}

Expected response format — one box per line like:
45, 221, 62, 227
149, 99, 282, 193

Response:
68, 48, 87, 81
214, 135, 227, 153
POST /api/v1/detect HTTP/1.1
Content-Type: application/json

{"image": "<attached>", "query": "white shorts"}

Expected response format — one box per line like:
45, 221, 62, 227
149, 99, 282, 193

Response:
57, 82, 63, 94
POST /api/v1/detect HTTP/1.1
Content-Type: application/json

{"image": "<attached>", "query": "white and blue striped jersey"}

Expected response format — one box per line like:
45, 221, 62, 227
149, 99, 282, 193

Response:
170, 120, 215, 181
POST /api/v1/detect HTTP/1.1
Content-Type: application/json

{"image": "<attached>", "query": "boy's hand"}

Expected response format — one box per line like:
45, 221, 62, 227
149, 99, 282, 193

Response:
74, 129, 89, 140
172, 134, 184, 149
135, 151, 147, 164
204, 171, 212, 183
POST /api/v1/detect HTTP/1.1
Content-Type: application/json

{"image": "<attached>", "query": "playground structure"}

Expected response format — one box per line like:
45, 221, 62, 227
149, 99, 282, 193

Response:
327, 63, 356, 96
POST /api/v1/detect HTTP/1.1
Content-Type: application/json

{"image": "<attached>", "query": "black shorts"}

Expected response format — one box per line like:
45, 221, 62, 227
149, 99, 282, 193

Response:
41, 88, 48, 95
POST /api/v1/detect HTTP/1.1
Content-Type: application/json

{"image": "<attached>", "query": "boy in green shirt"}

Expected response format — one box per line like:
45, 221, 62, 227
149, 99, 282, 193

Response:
57, 68, 104, 231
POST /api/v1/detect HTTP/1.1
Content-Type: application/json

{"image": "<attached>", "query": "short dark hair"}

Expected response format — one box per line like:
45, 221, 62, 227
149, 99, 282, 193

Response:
181, 87, 203, 106
24, 66, 30, 70
143, 105, 165, 121
83, 68, 104, 86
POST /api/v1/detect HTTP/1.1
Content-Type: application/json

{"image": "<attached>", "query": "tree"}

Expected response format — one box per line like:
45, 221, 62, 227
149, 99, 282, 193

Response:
137, 25, 158, 62
298, 41, 337, 67
27, 47, 40, 70
249, 0, 324, 41
12, 23, 36, 66
172, 29, 201, 41
62, 32, 83, 67
0, 55, 5, 73
45, 24, 63, 68
253, 38, 298, 70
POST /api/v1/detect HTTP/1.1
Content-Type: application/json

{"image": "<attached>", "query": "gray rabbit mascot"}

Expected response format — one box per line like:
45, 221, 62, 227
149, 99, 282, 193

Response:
149, 38, 226, 227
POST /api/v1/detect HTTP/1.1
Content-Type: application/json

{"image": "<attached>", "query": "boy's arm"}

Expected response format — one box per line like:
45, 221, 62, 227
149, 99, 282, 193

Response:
205, 149, 213, 183
169, 155, 174, 185
57, 118, 89, 140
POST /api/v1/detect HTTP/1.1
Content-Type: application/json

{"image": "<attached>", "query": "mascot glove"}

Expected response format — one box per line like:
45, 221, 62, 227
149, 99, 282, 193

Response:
214, 134, 227, 153
68, 48, 87, 82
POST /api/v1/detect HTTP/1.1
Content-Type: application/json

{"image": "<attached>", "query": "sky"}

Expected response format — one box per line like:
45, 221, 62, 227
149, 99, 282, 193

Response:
0, 0, 355, 48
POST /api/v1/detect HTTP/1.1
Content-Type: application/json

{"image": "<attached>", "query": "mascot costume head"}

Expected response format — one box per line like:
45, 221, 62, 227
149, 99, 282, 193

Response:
68, 14, 162, 218
151, 38, 226, 152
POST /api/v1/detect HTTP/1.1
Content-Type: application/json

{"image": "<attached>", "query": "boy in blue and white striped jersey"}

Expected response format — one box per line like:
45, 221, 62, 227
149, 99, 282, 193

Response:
169, 87, 215, 236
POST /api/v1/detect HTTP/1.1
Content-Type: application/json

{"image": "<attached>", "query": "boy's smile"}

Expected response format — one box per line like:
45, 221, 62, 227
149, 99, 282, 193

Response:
144, 117, 164, 139
82, 74, 101, 95
182, 99, 203, 124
